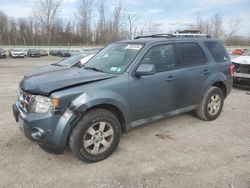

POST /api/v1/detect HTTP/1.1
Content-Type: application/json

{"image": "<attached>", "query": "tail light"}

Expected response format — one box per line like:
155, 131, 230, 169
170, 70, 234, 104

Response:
229, 64, 235, 78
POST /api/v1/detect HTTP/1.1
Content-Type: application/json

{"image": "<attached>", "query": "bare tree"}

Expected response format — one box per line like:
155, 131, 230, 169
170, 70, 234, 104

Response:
78, 0, 94, 44
127, 14, 138, 39
0, 11, 7, 44
0, 6, 248, 46
33, 0, 61, 45
212, 13, 223, 39
95, 0, 108, 44
196, 12, 224, 39
226, 17, 241, 41
110, 4, 122, 41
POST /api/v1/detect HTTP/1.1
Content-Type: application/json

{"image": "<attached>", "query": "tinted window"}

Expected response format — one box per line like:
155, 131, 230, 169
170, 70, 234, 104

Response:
204, 42, 228, 62
178, 43, 205, 66
140, 44, 176, 72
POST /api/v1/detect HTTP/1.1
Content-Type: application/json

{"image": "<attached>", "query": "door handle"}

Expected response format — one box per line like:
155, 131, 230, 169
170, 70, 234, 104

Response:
203, 69, 209, 75
166, 76, 175, 82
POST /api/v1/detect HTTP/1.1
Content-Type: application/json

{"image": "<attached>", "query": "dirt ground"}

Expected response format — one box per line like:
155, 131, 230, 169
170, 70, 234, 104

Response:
0, 57, 249, 188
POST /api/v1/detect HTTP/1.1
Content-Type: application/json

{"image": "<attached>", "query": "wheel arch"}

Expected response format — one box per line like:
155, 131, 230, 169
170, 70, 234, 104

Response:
212, 81, 227, 98
64, 103, 127, 147
85, 103, 127, 133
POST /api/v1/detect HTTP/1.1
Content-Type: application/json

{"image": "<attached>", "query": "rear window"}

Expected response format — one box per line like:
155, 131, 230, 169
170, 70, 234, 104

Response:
204, 42, 228, 62
178, 43, 205, 66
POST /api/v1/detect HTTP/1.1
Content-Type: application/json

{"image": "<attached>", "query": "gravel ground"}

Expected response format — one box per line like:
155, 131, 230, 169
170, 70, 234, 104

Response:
0, 57, 249, 188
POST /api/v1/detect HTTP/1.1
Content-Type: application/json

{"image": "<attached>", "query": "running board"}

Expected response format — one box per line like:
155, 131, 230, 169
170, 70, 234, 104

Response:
127, 105, 197, 131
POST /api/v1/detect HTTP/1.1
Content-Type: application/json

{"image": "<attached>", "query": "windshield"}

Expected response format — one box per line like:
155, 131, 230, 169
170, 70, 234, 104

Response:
12, 49, 22, 52
57, 54, 83, 66
29, 49, 38, 53
85, 43, 143, 74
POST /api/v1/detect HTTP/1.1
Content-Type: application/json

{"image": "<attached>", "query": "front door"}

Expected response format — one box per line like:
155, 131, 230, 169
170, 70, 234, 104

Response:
129, 43, 179, 121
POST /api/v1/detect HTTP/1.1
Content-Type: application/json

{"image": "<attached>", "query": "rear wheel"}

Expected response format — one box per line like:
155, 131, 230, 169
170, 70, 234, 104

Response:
69, 109, 121, 163
196, 86, 224, 121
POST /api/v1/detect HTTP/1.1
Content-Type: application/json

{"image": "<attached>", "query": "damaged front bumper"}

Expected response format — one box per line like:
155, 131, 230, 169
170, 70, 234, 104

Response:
12, 102, 78, 151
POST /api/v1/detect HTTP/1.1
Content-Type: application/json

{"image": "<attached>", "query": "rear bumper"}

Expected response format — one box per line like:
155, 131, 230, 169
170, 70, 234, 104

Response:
29, 54, 40, 57
12, 102, 77, 150
233, 77, 250, 88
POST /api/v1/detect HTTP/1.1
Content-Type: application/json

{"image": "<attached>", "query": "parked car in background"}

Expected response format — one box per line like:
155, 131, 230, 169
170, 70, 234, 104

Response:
13, 33, 233, 162
27, 49, 40, 57
20, 49, 28, 56
56, 50, 63, 56
81, 48, 103, 56
0, 48, 7, 58
49, 50, 58, 56
58, 50, 71, 57
69, 50, 80, 56
232, 49, 247, 55
9, 49, 25, 58
38, 49, 48, 56
232, 52, 250, 88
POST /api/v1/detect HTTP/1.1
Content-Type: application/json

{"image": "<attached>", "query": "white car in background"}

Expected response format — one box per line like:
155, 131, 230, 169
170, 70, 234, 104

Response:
231, 51, 250, 88
9, 49, 25, 58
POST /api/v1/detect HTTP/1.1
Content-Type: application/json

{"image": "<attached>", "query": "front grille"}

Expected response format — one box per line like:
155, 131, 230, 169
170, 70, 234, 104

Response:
17, 89, 34, 113
234, 63, 250, 74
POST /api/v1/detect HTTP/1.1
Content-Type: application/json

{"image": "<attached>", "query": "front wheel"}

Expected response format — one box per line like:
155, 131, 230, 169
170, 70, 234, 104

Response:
69, 109, 121, 163
196, 86, 224, 121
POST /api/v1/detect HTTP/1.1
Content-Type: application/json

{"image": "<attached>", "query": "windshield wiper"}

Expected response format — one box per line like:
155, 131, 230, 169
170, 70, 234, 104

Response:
52, 63, 63, 67
84, 65, 104, 72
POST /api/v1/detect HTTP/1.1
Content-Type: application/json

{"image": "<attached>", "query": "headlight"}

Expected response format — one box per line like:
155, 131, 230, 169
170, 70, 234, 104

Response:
31, 95, 53, 113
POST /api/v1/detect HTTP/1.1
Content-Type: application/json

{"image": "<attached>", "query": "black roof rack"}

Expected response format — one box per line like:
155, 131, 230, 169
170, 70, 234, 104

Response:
134, 32, 211, 39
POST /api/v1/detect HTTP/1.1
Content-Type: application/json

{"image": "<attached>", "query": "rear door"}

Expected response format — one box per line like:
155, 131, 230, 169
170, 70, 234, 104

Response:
174, 42, 209, 107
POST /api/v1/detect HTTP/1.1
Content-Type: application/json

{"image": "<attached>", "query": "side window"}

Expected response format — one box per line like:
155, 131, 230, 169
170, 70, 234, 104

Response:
178, 43, 205, 66
140, 44, 176, 72
204, 42, 228, 62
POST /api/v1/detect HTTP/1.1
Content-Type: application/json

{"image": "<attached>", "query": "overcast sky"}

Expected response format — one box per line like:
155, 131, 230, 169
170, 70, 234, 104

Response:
1, 0, 250, 36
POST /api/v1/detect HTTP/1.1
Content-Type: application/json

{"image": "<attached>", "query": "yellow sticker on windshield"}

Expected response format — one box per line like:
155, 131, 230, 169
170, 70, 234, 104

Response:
125, 44, 143, 50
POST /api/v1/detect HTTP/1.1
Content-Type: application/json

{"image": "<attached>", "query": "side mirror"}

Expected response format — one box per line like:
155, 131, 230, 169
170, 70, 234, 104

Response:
135, 64, 156, 76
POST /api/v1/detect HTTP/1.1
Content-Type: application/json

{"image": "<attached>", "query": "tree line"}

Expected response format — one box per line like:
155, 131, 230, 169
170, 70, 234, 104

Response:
0, 0, 249, 46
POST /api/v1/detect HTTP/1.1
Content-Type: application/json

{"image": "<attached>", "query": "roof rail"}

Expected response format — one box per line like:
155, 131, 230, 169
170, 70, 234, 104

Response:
134, 32, 211, 39
134, 34, 173, 39
172, 32, 210, 38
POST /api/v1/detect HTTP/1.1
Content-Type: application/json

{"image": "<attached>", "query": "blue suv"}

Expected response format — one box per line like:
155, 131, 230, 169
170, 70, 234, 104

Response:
12, 34, 234, 162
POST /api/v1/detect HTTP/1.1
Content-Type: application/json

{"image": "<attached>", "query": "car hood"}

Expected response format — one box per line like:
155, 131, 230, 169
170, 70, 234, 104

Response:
12, 51, 24, 54
232, 56, 250, 65
20, 67, 117, 96
27, 65, 66, 76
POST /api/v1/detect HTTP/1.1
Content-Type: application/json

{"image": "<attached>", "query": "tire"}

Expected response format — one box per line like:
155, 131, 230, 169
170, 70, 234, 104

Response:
38, 144, 64, 155
69, 109, 121, 163
196, 86, 224, 121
